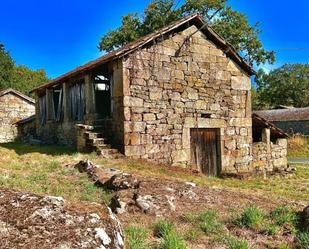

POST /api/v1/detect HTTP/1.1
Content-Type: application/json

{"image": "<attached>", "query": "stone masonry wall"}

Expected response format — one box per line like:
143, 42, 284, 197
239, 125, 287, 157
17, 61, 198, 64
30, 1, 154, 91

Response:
122, 25, 252, 173
252, 139, 288, 172
0, 93, 35, 143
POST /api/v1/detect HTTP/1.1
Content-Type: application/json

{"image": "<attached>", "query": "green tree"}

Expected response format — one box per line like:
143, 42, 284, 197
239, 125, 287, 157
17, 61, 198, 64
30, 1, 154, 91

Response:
255, 64, 309, 109
0, 43, 48, 95
0, 43, 15, 89
98, 0, 275, 66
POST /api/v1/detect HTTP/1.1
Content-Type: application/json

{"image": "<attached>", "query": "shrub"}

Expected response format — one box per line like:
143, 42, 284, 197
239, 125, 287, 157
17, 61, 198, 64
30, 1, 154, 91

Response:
223, 235, 250, 249
125, 225, 149, 249
297, 232, 309, 249
236, 207, 264, 230
199, 210, 223, 234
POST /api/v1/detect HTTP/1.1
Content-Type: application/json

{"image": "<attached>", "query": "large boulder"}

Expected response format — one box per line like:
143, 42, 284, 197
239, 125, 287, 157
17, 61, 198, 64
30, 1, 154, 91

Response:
0, 188, 124, 249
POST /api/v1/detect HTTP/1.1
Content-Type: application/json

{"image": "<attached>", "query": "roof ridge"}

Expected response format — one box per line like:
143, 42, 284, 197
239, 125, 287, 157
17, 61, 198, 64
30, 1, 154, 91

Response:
0, 88, 35, 103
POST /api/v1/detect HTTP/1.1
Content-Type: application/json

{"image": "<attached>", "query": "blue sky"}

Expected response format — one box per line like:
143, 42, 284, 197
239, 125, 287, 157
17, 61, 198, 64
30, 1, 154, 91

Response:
1, 0, 309, 78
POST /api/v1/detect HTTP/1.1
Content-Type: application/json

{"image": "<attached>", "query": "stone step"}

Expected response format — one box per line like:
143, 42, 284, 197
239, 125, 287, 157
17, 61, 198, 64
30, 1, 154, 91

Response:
87, 138, 109, 146
84, 132, 105, 139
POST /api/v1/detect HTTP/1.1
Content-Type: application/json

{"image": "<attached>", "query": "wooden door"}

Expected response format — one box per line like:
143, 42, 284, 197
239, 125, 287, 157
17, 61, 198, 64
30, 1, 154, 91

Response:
190, 128, 221, 176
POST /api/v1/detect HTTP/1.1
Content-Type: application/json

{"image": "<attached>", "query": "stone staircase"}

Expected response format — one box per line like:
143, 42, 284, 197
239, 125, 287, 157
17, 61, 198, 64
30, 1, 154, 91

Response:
79, 119, 123, 159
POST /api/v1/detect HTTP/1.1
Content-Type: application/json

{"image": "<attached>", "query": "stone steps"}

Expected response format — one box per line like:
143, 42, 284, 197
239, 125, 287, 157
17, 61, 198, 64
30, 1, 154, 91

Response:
83, 120, 123, 159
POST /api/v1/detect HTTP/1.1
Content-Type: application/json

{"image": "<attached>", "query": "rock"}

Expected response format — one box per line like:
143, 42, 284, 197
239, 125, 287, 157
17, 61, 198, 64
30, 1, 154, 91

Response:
101, 173, 140, 191
135, 194, 158, 213
185, 182, 196, 187
0, 188, 124, 249
180, 189, 198, 200
301, 206, 309, 231
166, 195, 176, 212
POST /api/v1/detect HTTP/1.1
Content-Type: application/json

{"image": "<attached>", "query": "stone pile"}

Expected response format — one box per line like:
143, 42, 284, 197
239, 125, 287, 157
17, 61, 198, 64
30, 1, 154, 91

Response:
0, 188, 124, 249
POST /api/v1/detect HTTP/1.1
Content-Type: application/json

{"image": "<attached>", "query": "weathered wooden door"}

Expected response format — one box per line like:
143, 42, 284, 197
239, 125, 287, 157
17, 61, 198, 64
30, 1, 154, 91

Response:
190, 128, 221, 176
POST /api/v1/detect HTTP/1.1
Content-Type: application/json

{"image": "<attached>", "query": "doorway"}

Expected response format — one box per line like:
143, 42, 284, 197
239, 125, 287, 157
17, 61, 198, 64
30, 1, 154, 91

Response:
190, 128, 221, 176
93, 75, 111, 118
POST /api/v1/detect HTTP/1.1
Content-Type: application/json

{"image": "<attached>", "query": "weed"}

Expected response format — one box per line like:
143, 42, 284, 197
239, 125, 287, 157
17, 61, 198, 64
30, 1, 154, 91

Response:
223, 235, 250, 249
153, 220, 174, 238
199, 210, 223, 234
297, 232, 309, 249
236, 207, 264, 230
125, 225, 150, 249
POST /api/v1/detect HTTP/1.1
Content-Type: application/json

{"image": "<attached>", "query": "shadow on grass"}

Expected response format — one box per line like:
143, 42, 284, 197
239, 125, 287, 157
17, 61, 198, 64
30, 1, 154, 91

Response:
0, 142, 77, 156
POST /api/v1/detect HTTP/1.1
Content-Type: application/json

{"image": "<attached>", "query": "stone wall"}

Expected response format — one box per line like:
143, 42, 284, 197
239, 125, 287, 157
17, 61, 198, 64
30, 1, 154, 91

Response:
122, 25, 252, 173
252, 138, 288, 172
0, 93, 35, 143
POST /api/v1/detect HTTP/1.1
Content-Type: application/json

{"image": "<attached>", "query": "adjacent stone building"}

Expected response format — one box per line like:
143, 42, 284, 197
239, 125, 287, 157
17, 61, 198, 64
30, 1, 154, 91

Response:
255, 107, 309, 135
30, 14, 287, 175
0, 88, 35, 143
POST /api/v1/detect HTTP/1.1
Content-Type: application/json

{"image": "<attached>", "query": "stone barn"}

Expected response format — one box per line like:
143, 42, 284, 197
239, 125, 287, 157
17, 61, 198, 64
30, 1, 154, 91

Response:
30, 14, 284, 175
0, 88, 35, 143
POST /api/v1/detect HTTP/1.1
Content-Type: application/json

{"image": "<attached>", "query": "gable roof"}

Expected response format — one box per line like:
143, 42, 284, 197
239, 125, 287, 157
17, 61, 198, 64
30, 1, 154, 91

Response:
0, 88, 35, 104
254, 107, 309, 122
252, 113, 289, 138
31, 13, 255, 93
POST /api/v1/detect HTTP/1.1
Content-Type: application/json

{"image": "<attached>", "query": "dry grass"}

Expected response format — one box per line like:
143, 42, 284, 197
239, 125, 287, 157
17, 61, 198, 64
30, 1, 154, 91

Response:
0, 142, 308, 204
288, 135, 309, 158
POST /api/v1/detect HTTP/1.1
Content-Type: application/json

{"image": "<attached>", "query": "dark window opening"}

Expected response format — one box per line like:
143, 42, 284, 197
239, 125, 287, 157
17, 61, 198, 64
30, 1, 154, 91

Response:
94, 74, 112, 118
201, 113, 211, 118
52, 85, 63, 122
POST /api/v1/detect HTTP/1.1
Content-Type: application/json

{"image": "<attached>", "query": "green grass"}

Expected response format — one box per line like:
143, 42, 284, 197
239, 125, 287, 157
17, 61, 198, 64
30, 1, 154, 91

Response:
297, 232, 309, 249
199, 210, 223, 235
125, 225, 150, 249
153, 220, 174, 238
236, 207, 265, 230
160, 230, 187, 249
270, 205, 297, 226
288, 136, 309, 158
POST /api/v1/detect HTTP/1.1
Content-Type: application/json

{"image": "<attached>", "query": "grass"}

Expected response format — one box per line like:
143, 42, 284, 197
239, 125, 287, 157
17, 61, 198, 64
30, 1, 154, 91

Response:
0, 142, 110, 203
235, 207, 265, 230
199, 210, 223, 235
222, 235, 250, 249
270, 205, 297, 226
125, 225, 150, 249
288, 136, 309, 158
297, 232, 309, 249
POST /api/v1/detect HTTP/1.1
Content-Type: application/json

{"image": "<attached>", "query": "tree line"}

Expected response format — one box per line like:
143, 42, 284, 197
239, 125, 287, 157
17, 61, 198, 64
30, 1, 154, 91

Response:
0, 43, 48, 96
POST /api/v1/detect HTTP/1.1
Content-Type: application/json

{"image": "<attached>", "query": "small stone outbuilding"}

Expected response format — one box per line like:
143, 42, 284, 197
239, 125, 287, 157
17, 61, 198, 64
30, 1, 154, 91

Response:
0, 88, 35, 143
255, 107, 309, 135
30, 14, 287, 175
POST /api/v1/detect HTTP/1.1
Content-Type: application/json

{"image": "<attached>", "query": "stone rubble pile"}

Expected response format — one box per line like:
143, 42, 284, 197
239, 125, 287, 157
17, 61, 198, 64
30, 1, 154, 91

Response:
0, 188, 124, 249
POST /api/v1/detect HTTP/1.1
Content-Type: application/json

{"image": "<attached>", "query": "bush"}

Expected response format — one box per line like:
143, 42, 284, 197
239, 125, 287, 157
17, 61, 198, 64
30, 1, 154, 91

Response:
125, 225, 149, 249
236, 207, 264, 230
153, 220, 174, 238
297, 232, 309, 249
199, 210, 223, 234
223, 235, 250, 249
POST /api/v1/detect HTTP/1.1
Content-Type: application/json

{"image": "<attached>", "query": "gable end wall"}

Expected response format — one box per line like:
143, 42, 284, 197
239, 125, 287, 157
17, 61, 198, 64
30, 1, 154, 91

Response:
122, 25, 252, 173
0, 93, 35, 143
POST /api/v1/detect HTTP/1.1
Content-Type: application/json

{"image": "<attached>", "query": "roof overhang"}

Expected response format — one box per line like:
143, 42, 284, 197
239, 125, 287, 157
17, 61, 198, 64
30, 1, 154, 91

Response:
0, 88, 35, 104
